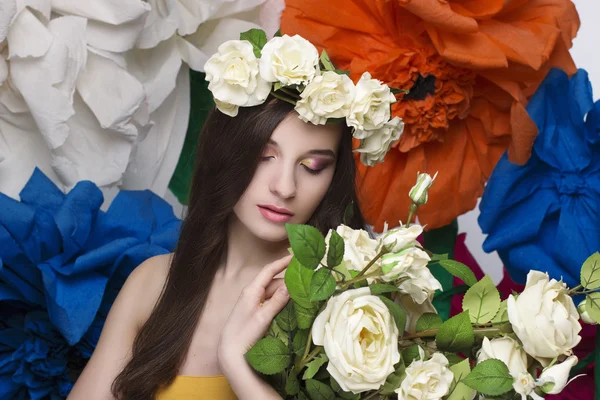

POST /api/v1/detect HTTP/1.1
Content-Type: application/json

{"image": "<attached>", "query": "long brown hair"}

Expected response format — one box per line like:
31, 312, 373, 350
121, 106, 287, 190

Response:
111, 98, 366, 399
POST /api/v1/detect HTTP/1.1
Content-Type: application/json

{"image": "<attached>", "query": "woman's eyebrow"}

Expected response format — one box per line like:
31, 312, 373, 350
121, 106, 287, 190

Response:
268, 139, 336, 158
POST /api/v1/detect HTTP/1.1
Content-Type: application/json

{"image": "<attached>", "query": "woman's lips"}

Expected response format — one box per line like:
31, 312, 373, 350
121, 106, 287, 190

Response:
257, 206, 294, 223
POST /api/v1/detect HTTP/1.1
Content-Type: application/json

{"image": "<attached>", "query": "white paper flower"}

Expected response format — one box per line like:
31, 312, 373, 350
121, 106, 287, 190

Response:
312, 287, 400, 394
537, 356, 579, 395
259, 34, 319, 85
380, 224, 422, 254
204, 40, 271, 107
507, 271, 582, 365
346, 72, 396, 131
396, 352, 454, 400
295, 71, 355, 125
354, 116, 404, 166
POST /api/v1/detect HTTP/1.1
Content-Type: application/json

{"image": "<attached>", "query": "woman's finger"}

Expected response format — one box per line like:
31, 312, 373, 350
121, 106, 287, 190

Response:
264, 278, 285, 299
253, 254, 292, 288
260, 285, 290, 319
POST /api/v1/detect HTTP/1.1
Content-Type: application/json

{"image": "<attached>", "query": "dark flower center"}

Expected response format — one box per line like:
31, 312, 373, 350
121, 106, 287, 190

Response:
404, 74, 437, 101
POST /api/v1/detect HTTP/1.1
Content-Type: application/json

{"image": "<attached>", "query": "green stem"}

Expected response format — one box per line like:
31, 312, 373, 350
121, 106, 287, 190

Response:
296, 347, 323, 371
569, 284, 583, 294
363, 389, 382, 400
279, 86, 301, 100
402, 325, 511, 340
339, 249, 386, 290
405, 204, 419, 228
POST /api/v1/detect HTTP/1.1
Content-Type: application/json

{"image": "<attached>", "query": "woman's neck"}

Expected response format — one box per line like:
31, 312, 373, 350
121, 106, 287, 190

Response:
221, 217, 289, 279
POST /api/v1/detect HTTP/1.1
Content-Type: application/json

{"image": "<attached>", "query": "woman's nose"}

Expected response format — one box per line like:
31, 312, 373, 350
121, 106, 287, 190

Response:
269, 165, 297, 199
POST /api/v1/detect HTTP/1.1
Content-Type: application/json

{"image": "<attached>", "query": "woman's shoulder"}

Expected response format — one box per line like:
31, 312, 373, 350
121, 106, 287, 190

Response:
121, 253, 173, 326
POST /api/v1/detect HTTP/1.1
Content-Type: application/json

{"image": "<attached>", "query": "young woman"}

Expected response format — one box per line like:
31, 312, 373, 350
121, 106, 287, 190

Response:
66, 98, 367, 399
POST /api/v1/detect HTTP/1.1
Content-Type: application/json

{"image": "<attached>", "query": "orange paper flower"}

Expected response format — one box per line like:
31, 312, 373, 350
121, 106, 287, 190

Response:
281, 0, 579, 230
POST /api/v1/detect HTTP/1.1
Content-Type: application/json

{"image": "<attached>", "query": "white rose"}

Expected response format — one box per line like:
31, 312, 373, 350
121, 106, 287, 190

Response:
396, 352, 454, 400
409, 172, 438, 205
381, 248, 441, 304
295, 71, 354, 125
477, 337, 528, 380
204, 40, 271, 108
312, 287, 400, 393
513, 372, 541, 400
507, 271, 581, 365
325, 225, 380, 272
398, 294, 437, 334
380, 224, 422, 253
537, 356, 579, 395
259, 34, 319, 86
354, 116, 404, 166
347, 72, 396, 131
577, 300, 598, 325
213, 98, 239, 117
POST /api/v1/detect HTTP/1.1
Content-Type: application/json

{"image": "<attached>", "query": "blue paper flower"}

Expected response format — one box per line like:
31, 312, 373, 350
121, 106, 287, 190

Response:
0, 169, 181, 397
478, 68, 600, 287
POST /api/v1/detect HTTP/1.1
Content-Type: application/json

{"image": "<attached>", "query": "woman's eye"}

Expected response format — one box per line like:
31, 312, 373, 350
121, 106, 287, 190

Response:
301, 164, 323, 175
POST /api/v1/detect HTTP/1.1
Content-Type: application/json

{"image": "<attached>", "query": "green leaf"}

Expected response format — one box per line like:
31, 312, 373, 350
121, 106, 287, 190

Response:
285, 258, 314, 308
378, 296, 407, 334
445, 353, 466, 366
295, 302, 320, 329
293, 329, 309, 356
327, 230, 345, 268
415, 313, 443, 332
274, 81, 283, 91
274, 29, 282, 37
447, 359, 474, 400
585, 292, 600, 324
239, 28, 267, 58
286, 224, 327, 270
370, 284, 402, 295
275, 301, 297, 331
380, 359, 407, 396
431, 253, 449, 261
334, 68, 350, 76
581, 252, 600, 290
298, 392, 309, 400
462, 359, 513, 396
491, 300, 509, 324
303, 353, 329, 380
310, 268, 337, 301
245, 338, 291, 375
285, 369, 300, 395
402, 345, 422, 366
349, 269, 367, 288
267, 320, 289, 345
438, 260, 477, 287
306, 379, 336, 400
320, 49, 336, 71
462, 275, 501, 325
390, 87, 410, 95
435, 311, 474, 353
343, 203, 354, 226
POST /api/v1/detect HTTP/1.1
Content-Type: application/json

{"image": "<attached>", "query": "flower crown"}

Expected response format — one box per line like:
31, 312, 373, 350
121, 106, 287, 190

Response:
204, 29, 405, 167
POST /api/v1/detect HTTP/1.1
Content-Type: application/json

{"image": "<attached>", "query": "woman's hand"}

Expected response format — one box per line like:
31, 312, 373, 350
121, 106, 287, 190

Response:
218, 254, 292, 369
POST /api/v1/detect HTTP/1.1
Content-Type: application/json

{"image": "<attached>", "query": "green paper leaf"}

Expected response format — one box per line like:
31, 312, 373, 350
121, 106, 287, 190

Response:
293, 329, 309, 356
275, 301, 297, 331
585, 292, 600, 324
462, 359, 513, 396
491, 300, 509, 324
581, 252, 600, 290
378, 296, 407, 334
240, 28, 267, 58
415, 313, 443, 332
245, 338, 291, 375
286, 224, 326, 270
343, 203, 354, 226
327, 230, 345, 268
286, 369, 300, 395
303, 353, 329, 380
370, 284, 402, 295
402, 345, 422, 366
437, 260, 477, 287
436, 311, 474, 353
462, 275, 501, 325
380, 359, 407, 396
310, 268, 337, 301
267, 320, 289, 345
447, 359, 474, 400
320, 49, 336, 71
306, 379, 336, 400
295, 302, 320, 329
285, 258, 314, 308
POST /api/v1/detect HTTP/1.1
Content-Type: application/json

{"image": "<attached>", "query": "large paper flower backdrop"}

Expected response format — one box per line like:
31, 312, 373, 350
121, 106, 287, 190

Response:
478, 68, 600, 288
281, 0, 580, 230
0, 169, 180, 398
0, 0, 283, 203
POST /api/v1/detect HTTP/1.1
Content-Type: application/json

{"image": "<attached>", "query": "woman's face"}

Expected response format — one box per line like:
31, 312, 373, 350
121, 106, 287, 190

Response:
233, 113, 342, 242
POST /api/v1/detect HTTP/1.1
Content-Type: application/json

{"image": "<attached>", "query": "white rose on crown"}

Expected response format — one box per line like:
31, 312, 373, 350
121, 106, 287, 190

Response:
259, 34, 320, 86
204, 40, 271, 116
295, 71, 355, 125
355, 116, 404, 166
347, 72, 397, 131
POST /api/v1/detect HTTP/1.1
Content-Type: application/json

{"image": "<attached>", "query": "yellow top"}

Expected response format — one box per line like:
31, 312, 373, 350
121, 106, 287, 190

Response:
157, 375, 237, 400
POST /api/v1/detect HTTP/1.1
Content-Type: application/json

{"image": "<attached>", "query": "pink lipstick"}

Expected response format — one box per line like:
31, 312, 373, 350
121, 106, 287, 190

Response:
257, 205, 294, 223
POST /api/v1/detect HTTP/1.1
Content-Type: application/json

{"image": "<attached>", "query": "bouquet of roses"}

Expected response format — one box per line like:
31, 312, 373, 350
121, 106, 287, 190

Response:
245, 173, 599, 400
